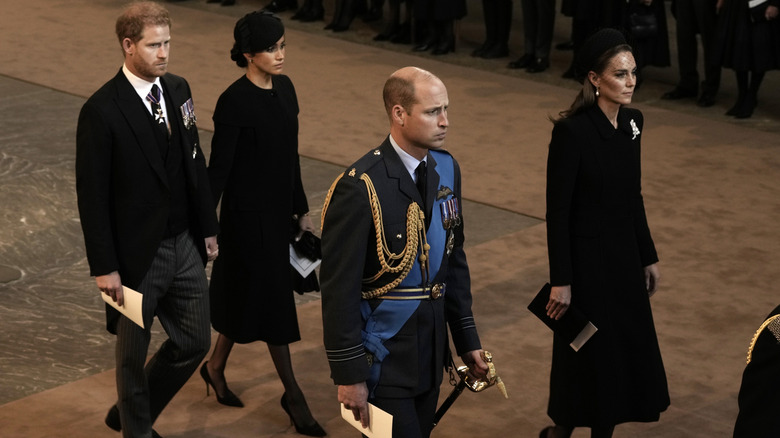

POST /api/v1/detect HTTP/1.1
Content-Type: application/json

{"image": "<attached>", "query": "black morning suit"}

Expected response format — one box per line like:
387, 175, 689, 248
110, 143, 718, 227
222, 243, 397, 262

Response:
76, 69, 219, 437
320, 138, 481, 437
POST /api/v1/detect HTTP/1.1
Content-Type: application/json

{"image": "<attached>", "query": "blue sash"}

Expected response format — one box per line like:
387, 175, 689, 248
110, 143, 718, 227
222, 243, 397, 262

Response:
361, 151, 456, 395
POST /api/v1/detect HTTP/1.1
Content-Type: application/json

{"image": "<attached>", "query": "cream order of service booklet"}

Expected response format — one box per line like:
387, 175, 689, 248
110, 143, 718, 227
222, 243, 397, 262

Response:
340, 403, 392, 438
101, 286, 144, 329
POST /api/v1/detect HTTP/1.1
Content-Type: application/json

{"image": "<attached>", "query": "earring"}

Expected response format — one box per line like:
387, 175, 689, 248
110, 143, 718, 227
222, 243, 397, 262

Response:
595, 87, 600, 97
249, 58, 254, 64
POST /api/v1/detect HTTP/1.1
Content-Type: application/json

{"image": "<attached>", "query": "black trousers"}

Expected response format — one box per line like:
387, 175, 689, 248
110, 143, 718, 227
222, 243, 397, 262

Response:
521, 0, 556, 58
115, 231, 211, 438
368, 386, 440, 438
673, 0, 721, 94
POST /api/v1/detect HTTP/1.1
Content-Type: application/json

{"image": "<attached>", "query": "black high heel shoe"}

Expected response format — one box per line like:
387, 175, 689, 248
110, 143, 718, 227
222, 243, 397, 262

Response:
200, 362, 244, 408
281, 393, 327, 437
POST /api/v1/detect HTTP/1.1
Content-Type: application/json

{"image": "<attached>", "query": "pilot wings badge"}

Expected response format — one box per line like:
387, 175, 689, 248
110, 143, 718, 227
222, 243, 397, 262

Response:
436, 186, 453, 200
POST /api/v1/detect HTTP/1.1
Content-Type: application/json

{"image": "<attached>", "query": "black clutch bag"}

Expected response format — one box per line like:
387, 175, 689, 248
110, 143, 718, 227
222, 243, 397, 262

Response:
290, 231, 321, 294
527, 283, 598, 351
627, 4, 658, 39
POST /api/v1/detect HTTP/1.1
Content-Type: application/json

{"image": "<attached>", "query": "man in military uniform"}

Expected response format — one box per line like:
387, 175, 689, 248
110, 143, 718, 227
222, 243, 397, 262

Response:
734, 304, 780, 437
320, 66, 488, 438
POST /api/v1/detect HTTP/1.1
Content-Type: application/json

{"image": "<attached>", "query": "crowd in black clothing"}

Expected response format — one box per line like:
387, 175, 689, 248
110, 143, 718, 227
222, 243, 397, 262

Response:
204, 0, 780, 117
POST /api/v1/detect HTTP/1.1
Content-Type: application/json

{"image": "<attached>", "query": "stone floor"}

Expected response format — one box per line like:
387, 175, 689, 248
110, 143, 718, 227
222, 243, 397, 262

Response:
1, 0, 779, 437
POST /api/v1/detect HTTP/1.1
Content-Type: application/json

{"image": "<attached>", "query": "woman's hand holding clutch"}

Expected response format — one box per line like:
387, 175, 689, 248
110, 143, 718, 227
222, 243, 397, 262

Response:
547, 285, 571, 320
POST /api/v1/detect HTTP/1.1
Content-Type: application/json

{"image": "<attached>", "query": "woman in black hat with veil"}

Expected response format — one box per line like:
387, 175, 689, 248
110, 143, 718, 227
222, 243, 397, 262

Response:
541, 28, 669, 438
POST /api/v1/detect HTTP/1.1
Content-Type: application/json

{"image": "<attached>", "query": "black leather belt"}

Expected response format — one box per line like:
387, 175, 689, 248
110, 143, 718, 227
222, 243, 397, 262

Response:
379, 283, 446, 300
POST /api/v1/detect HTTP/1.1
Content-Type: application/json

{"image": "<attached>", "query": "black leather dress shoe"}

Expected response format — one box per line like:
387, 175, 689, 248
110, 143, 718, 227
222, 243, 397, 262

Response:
300, 7, 324, 21
413, 38, 436, 52
661, 87, 697, 100
526, 57, 549, 73
697, 92, 716, 107
432, 39, 454, 55
480, 43, 508, 59
471, 40, 493, 57
508, 54, 533, 69
389, 23, 412, 44
105, 405, 121, 431
734, 94, 757, 119
105, 405, 163, 437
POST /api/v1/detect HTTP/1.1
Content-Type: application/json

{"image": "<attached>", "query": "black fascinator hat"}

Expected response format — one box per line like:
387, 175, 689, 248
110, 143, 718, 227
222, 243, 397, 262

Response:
574, 28, 630, 82
230, 11, 284, 66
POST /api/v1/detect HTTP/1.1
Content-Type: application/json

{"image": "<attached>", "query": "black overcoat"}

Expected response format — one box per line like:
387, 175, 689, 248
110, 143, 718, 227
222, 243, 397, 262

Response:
207, 75, 309, 344
545, 105, 670, 427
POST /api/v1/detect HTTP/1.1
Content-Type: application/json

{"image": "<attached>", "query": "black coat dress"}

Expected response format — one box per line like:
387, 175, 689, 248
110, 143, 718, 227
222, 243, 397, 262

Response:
546, 105, 670, 427
717, 0, 780, 72
207, 75, 309, 345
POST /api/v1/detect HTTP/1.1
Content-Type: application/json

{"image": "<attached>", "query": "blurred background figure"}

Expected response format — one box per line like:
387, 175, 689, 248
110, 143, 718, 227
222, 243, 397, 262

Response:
614, 0, 670, 89
661, 0, 721, 107
325, 0, 366, 31
292, 0, 325, 21
207, 0, 237, 6
508, 0, 555, 71
715, 0, 780, 118
473, 0, 513, 59
262, 0, 298, 12
374, 0, 414, 43
363, 0, 384, 22
412, 0, 466, 55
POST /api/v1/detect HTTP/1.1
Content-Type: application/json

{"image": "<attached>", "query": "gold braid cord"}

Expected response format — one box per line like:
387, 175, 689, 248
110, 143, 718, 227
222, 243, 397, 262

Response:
746, 314, 780, 364
359, 173, 429, 299
320, 173, 344, 231
320, 170, 430, 299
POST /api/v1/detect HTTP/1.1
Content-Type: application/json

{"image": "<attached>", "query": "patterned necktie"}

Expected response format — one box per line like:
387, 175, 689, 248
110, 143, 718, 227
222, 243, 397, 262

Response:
415, 161, 427, 206
147, 84, 168, 138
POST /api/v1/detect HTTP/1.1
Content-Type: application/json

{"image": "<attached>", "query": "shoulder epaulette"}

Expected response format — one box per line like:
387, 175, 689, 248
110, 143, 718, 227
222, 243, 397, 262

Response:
746, 314, 780, 364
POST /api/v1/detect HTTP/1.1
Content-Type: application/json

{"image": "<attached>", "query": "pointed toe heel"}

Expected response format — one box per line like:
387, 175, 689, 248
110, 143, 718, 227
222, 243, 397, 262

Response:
200, 362, 244, 408
281, 393, 327, 436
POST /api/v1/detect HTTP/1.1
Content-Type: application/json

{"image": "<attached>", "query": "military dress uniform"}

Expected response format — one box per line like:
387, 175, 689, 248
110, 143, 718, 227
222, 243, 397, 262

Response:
733, 304, 780, 437
320, 138, 481, 437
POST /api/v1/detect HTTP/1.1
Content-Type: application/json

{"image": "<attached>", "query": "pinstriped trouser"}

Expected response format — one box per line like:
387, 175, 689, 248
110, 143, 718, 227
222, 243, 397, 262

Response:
115, 231, 211, 438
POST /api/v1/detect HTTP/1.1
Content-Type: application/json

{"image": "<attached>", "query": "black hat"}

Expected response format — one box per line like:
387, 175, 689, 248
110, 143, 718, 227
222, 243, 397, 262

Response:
575, 28, 628, 80
230, 11, 284, 61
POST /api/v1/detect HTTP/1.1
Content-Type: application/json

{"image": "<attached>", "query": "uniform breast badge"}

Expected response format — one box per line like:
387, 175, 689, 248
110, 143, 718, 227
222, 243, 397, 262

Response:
436, 186, 453, 201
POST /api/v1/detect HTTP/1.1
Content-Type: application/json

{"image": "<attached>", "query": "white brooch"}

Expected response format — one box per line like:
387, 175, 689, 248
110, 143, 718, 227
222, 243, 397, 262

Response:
630, 119, 640, 140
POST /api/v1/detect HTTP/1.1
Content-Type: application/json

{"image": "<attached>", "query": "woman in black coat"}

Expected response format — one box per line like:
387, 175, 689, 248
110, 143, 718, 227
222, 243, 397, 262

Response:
716, 0, 780, 118
201, 12, 325, 437
541, 29, 669, 438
